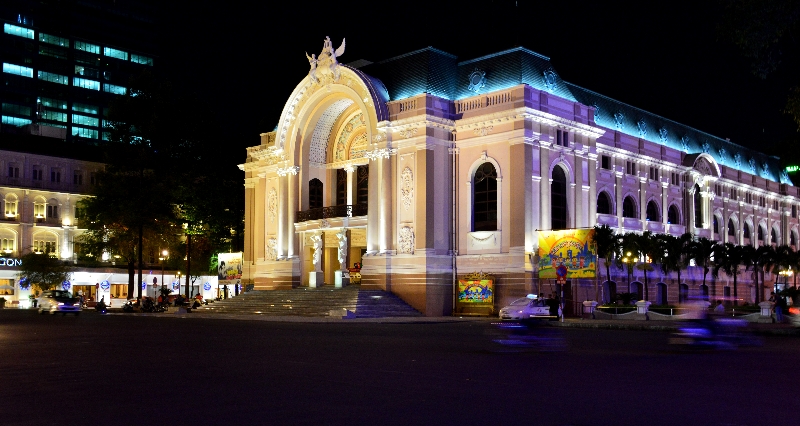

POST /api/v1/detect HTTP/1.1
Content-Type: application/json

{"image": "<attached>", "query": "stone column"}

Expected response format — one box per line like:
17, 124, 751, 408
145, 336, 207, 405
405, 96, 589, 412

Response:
615, 165, 623, 230
334, 228, 350, 287
243, 179, 255, 263
587, 152, 597, 227
367, 159, 379, 253
661, 180, 668, 230
574, 154, 583, 228
276, 173, 287, 259
345, 165, 355, 206
287, 168, 298, 258
379, 154, 394, 253
539, 141, 551, 231
639, 174, 647, 231
688, 185, 697, 235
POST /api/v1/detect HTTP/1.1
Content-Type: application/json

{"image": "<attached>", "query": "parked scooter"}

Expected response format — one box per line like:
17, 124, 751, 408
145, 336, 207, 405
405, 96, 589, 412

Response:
121, 299, 137, 313
95, 297, 107, 314
668, 318, 762, 350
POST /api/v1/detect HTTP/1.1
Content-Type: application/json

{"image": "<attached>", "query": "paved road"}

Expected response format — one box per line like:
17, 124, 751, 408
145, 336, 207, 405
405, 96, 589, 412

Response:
1, 310, 798, 426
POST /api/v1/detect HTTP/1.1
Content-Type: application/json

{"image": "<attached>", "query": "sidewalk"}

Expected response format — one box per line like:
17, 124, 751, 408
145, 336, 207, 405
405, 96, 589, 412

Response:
548, 317, 800, 336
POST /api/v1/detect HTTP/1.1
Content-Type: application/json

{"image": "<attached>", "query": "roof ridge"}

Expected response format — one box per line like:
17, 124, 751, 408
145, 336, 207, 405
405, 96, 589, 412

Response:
458, 46, 549, 66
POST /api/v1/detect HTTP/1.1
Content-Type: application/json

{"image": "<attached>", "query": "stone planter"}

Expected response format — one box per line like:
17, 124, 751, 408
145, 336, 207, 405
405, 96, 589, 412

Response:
635, 300, 652, 315
582, 301, 598, 314
758, 301, 774, 317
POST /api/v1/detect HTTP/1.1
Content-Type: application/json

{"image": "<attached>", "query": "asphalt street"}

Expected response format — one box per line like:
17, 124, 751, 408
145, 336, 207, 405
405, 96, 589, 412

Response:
1, 310, 798, 426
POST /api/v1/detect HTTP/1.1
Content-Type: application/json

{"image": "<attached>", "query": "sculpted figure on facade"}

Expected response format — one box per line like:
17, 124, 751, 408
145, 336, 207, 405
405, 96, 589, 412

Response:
311, 233, 323, 266
401, 167, 413, 211
310, 36, 346, 84
266, 237, 277, 261
305, 52, 319, 84
336, 230, 348, 268
268, 187, 277, 223
399, 226, 414, 254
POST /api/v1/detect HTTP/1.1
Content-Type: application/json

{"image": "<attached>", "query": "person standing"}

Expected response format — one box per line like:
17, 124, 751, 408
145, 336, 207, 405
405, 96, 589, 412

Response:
775, 293, 786, 323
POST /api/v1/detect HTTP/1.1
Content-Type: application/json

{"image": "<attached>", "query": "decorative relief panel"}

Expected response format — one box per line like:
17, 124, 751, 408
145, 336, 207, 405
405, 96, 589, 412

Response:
350, 228, 366, 247
310, 98, 353, 164
336, 230, 348, 267
467, 231, 500, 251
268, 188, 277, 223
334, 112, 366, 162
266, 237, 277, 261
399, 226, 414, 254
401, 167, 413, 211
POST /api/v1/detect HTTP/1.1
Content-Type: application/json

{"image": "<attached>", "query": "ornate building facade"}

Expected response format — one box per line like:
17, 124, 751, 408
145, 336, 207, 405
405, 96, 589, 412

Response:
242, 40, 800, 316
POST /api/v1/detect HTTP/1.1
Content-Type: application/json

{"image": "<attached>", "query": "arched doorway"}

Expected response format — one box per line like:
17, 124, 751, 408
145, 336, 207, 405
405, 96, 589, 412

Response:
656, 282, 667, 305
603, 280, 617, 304
679, 283, 689, 303
630, 281, 643, 301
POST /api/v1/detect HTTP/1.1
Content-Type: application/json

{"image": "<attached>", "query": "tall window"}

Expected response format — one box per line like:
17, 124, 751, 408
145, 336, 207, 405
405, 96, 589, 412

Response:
597, 192, 611, 215
646, 200, 659, 221
758, 226, 764, 242
336, 169, 346, 206
4, 196, 17, 217
551, 166, 567, 230
728, 219, 736, 237
792, 232, 797, 248
713, 216, 719, 235
693, 184, 702, 228
32, 166, 43, 181
622, 196, 636, 219
356, 165, 368, 206
473, 163, 498, 232
771, 229, 778, 245
308, 179, 323, 210
744, 223, 751, 240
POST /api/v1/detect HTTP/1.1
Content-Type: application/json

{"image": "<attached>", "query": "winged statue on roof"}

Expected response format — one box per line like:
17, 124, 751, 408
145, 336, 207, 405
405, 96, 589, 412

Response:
307, 36, 346, 85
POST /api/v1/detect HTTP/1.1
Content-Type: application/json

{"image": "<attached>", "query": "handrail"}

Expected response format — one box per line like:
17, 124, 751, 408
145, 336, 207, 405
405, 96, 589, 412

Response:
295, 204, 368, 223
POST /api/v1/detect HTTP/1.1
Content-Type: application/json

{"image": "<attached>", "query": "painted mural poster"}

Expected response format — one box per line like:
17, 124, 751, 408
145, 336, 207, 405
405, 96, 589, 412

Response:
217, 252, 243, 285
538, 229, 597, 279
457, 276, 494, 304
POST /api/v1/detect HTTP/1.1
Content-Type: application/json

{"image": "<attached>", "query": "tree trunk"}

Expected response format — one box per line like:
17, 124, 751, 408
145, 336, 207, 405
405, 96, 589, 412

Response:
127, 260, 134, 300
137, 222, 143, 300
733, 266, 738, 307
644, 270, 649, 301
754, 265, 760, 304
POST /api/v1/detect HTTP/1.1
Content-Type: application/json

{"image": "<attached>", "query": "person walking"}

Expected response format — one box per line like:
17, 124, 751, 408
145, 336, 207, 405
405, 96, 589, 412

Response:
775, 293, 786, 323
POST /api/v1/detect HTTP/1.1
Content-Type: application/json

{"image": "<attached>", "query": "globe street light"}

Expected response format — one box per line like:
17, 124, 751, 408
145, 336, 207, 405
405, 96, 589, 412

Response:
159, 250, 168, 303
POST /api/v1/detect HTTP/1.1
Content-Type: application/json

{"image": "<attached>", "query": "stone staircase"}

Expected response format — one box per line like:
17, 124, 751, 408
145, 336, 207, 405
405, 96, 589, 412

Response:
193, 286, 422, 318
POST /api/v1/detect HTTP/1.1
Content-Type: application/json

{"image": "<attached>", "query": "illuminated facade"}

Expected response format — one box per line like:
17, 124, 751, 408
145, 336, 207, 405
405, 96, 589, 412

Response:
242, 41, 800, 315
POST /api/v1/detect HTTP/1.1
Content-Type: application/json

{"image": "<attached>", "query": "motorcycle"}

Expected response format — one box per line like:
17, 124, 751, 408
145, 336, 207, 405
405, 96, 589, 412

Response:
668, 318, 761, 350
122, 300, 137, 313
95, 299, 108, 314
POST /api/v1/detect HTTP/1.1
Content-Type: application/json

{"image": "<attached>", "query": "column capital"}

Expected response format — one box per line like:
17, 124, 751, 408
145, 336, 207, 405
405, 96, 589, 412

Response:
277, 166, 299, 176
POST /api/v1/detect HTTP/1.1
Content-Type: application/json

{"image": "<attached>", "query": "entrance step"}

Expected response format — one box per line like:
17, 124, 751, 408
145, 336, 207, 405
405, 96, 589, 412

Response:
193, 286, 422, 318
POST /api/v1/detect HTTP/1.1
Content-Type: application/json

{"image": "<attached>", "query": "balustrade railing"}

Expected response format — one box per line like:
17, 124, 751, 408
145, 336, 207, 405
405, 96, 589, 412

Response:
295, 204, 368, 222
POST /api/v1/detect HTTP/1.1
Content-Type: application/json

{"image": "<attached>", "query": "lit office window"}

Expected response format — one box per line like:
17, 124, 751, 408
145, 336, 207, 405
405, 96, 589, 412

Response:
38, 97, 67, 109
72, 114, 99, 127
38, 33, 68, 46
103, 47, 128, 60
72, 126, 98, 139
3, 23, 34, 39
72, 103, 98, 114
74, 41, 100, 54
103, 84, 126, 95
1, 116, 32, 126
73, 77, 100, 90
41, 110, 67, 122
39, 71, 69, 85
131, 54, 153, 66
3, 63, 33, 78
2, 103, 31, 116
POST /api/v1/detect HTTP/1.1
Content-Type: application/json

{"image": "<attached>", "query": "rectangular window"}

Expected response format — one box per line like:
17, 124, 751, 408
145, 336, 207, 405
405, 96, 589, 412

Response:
73, 171, 83, 185
4, 199, 17, 216
7, 166, 19, 178
103, 47, 128, 60
74, 41, 100, 54
1, 116, 31, 126
102, 84, 126, 95
38, 45, 68, 59
32, 166, 43, 181
47, 205, 59, 219
90, 172, 97, 185
50, 169, 61, 183
74, 65, 100, 79
131, 54, 153, 66
72, 114, 99, 127
2, 103, 31, 116
72, 102, 98, 114
41, 110, 67, 122
38, 97, 67, 109
72, 126, 98, 139
555, 129, 569, 147
38, 71, 69, 85
73, 77, 100, 90
626, 161, 636, 176
600, 155, 611, 170
649, 166, 658, 181
4, 23, 34, 39
3, 63, 34, 78
670, 172, 679, 186
38, 33, 68, 47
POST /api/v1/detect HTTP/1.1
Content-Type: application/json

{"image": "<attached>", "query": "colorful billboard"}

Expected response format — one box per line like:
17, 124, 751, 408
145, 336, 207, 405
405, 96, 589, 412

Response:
457, 276, 494, 305
217, 252, 243, 285
538, 229, 597, 279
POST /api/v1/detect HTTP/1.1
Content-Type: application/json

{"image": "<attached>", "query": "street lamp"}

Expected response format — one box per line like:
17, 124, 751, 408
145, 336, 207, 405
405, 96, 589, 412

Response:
159, 250, 168, 302
622, 251, 633, 293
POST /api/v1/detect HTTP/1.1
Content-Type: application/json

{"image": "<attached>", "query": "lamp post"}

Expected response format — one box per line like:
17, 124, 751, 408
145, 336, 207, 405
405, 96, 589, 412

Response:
622, 251, 633, 293
159, 250, 168, 302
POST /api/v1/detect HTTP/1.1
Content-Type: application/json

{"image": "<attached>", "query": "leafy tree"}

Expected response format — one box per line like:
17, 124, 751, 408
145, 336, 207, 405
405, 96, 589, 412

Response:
617, 232, 641, 296
17, 253, 72, 292
742, 244, 775, 303
634, 231, 660, 301
712, 243, 746, 306
658, 233, 693, 298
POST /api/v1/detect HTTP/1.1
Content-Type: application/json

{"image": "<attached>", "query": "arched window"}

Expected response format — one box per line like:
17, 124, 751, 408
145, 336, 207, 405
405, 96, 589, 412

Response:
622, 196, 636, 218
771, 228, 778, 245
4, 194, 18, 218
713, 215, 719, 235
335, 169, 346, 206
744, 223, 751, 239
646, 200, 659, 221
758, 225, 764, 242
308, 178, 323, 210
792, 231, 798, 248
728, 219, 735, 236
668, 205, 680, 225
0, 228, 16, 255
693, 184, 702, 228
33, 231, 58, 256
473, 162, 498, 232
597, 192, 612, 215
551, 166, 568, 230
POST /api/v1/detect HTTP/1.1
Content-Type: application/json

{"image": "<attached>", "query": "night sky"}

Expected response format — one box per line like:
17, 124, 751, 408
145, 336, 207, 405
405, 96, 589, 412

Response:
159, 0, 798, 165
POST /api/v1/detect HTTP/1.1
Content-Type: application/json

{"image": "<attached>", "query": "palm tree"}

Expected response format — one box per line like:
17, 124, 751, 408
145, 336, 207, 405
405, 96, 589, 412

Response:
618, 232, 642, 298
658, 233, 693, 300
712, 242, 745, 306
593, 225, 620, 300
689, 237, 718, 299
635, 231, 660, 301
743, 244, 775, 304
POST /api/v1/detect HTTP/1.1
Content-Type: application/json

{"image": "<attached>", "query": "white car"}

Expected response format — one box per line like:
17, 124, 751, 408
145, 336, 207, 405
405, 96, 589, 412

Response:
37, 290, 81, 315
498, 296, 551, 320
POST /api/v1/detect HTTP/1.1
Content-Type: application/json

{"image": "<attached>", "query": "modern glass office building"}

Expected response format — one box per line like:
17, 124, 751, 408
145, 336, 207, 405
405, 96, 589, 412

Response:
0, 0, 157, 143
